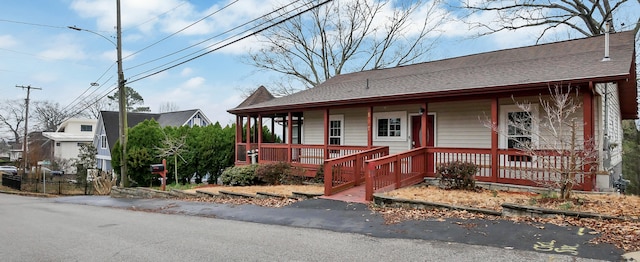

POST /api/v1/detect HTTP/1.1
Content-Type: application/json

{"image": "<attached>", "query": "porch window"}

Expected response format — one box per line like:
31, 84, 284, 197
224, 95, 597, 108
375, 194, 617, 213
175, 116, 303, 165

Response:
101, 135, 107, 149
500, 105, 538, 161
329, 115, 343, 145
374, 111, 407, 141
507, 111, 532, 149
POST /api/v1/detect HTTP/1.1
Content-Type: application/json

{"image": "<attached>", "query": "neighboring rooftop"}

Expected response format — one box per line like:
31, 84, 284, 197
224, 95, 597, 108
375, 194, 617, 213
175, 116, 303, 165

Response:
99, 109, 206, 151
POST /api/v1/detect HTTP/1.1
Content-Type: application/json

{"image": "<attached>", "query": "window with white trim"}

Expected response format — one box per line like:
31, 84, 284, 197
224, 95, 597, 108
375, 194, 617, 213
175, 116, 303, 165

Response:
329, 115, 343, 145
507, 111, 532, 149
500, 105, 538, 161
374, 111, 407, 141
101, 135, 107, 149
80, 125, 92, 132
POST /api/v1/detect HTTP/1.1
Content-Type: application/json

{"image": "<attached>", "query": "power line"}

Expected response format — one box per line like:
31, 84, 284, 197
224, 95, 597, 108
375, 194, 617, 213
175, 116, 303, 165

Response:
59, 63, 117, 115
35, 0, 330, 119
127, 0, 324, 83
123, 0, 240, 60
64, 84, 118, 120
121, 1, 188, 33
125, 0, 304, 72
0, 19, 67, 29
59, 1, 242, 119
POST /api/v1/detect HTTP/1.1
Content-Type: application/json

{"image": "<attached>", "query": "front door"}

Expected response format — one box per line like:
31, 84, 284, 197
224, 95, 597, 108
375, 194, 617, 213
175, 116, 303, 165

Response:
411, 115, 434, 148
411, 115, 435, 175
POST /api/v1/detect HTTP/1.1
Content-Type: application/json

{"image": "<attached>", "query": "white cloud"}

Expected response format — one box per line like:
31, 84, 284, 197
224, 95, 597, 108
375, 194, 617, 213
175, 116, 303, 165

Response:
180, 67, 193, 76
0, 35, 18, 48
184, 76, 205, 88
37, 35, 87, 61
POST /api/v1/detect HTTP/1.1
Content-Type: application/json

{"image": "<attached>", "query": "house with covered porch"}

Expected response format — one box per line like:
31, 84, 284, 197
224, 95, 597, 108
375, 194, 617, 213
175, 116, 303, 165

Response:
228, 31, 637, 201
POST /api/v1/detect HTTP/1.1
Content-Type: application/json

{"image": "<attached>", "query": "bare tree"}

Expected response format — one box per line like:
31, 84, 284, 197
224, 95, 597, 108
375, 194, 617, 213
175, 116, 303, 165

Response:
0, 138, 8, 155
156, 131, 187, 185
459, 0, 639, 42
81, 95, 115, 119
158, 102, 180, 113
247, 0, 447, 95
484, 86, 599, 199
0, 100, 26, 143
33, 101, 71, 131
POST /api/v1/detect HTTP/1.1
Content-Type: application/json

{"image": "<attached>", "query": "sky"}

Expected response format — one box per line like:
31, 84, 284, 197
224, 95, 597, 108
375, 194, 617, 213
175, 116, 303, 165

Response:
1, 0, 638, 139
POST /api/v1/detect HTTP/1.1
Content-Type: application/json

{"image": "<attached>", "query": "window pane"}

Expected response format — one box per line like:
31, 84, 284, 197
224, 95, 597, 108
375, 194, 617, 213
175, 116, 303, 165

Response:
508, 112, 531, 135
390, 118, 401, 136
81, 125, 92, 132
507, 111, 532, 149
329, 137, 340, 145
508, 136, 531, 149
378, 119, 388, 136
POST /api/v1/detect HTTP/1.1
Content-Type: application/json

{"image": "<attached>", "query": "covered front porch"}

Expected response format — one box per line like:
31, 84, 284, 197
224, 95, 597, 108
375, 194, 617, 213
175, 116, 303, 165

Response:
233, 89, 598, 201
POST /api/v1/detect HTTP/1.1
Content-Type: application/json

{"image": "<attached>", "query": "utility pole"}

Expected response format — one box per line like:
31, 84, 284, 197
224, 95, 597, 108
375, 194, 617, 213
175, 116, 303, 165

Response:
16, 85, 41, 175
116, 0, 129, 187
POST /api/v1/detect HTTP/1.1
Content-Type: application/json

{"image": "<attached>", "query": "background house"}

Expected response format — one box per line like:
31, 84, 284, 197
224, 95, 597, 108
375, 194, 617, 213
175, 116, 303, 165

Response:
94, 109, 212, 173
43, 118, 97, 174
229, 31, 637, 199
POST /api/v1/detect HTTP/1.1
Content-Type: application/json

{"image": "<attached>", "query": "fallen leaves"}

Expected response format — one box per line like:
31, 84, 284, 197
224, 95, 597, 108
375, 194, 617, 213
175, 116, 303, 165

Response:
185, 195, 299, 207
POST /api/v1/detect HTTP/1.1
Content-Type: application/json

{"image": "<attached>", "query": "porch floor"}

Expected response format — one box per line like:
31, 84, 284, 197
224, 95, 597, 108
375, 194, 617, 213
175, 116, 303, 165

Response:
319, 185, 368, 204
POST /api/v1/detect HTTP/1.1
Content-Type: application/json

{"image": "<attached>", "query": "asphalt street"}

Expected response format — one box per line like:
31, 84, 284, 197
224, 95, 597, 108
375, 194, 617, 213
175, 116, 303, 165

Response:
45, 195, 623, 261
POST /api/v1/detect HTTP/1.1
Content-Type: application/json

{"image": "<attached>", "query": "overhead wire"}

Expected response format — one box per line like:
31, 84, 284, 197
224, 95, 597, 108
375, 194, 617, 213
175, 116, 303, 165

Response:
124, 0, 304, 72
123, 0, 240, 60
60, 0, 241, 119
0, 19, 67, 29
127, 0, 327, 83
59, 63, 117, 116
121, 1, 188, 33
56, 1, 191, 119
18, 0, 332, 119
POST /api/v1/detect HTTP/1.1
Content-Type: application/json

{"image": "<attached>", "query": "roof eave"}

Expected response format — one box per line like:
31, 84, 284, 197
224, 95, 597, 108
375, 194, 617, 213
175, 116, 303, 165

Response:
229, 74, 632, 115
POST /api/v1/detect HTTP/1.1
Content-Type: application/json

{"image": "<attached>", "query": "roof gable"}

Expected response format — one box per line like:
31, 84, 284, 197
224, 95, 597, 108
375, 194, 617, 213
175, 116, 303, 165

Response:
233, 85, 275, 109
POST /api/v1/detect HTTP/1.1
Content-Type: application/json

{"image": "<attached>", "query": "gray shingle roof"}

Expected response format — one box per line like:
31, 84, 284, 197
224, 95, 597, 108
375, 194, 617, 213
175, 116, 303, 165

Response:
99, 109, 202, 151
235, 86, 275, 109
229, 31, 636, 114
156, 109, 199, 127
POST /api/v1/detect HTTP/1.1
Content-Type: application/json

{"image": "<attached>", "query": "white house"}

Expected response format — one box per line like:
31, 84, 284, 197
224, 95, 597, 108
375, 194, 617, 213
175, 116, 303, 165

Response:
43, 118, 97, 174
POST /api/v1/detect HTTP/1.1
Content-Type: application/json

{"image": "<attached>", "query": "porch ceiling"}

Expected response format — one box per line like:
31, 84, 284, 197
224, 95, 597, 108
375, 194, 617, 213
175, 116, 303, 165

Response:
229, 31, 637, 116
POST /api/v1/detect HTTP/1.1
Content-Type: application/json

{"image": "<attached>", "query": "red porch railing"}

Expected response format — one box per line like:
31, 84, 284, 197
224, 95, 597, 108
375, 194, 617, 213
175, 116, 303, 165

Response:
428, 147, 591, 191
428, 147, 492, 180
257, 143, 372, 176
365, 147, 427, 201
496, 149, 590, 190
244, 143, 594, 201
323, 147, 389, 196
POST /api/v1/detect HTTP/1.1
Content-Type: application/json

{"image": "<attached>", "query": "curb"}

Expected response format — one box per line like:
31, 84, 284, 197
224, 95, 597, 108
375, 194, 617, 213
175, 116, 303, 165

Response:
218, 190, 256, 199
373, 193, 501, 216
0, 189, 56, 198
292, 191, 323, 199
373, 193, 632, 221
501, 203, 625, 221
